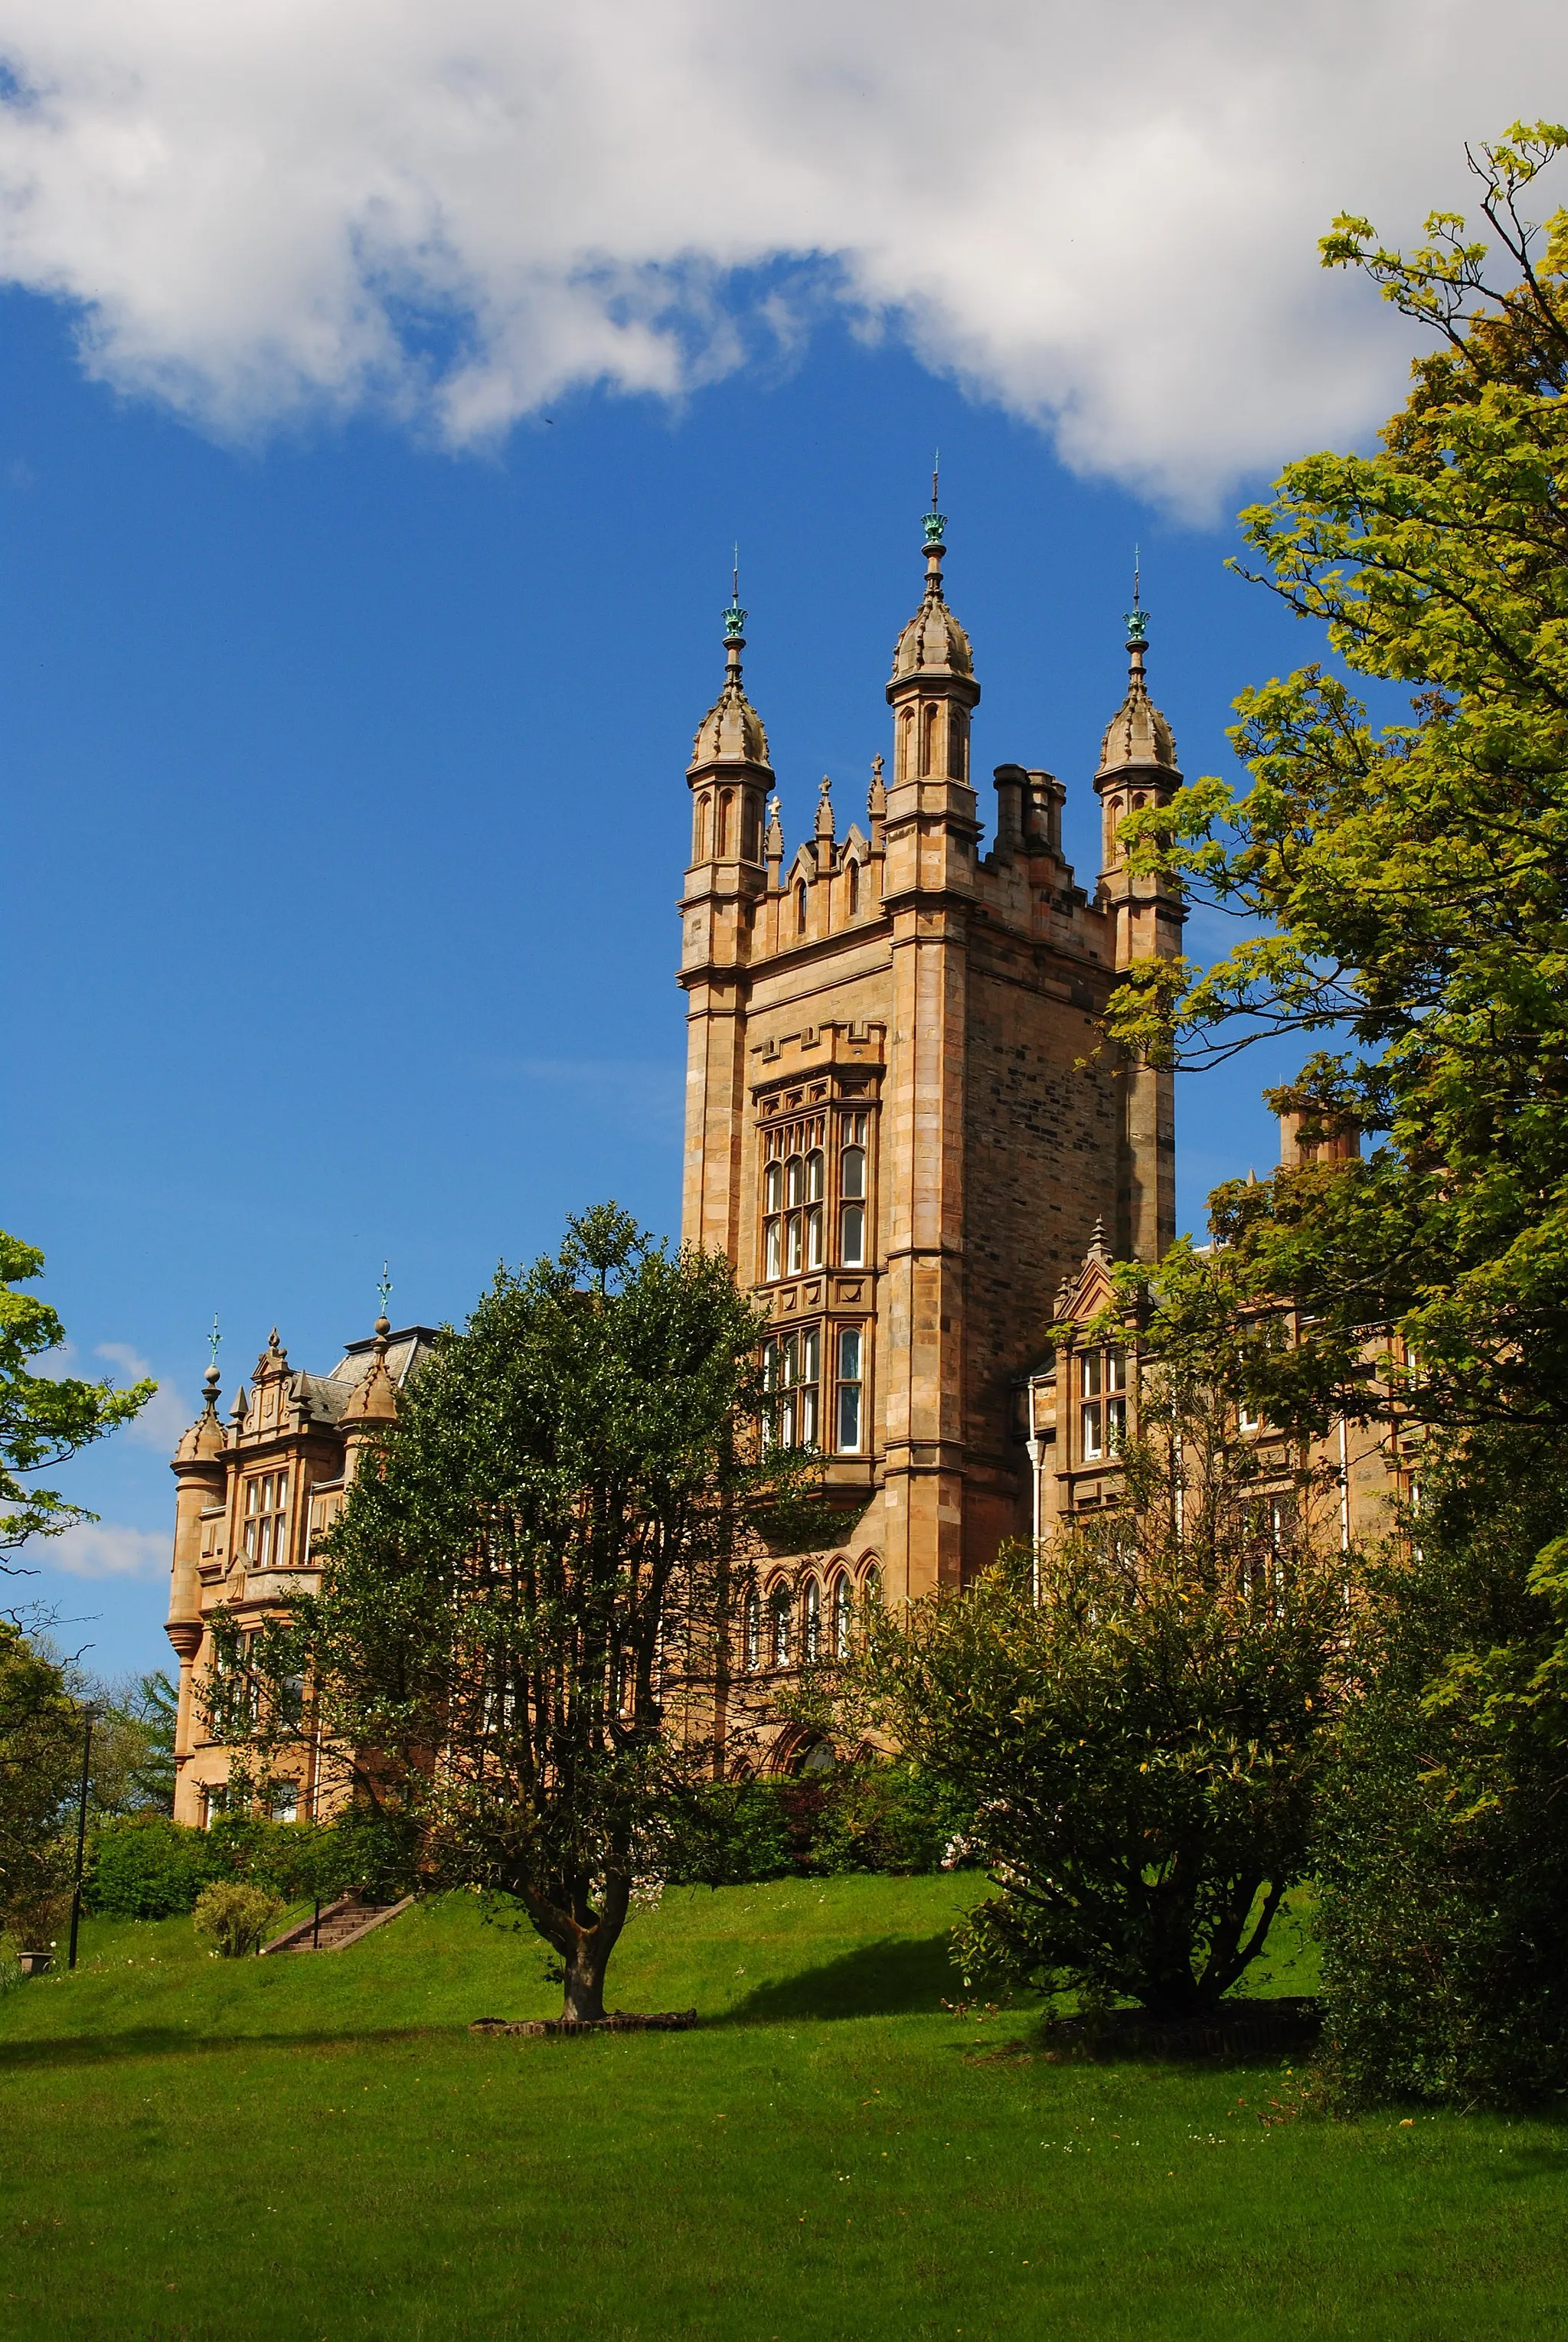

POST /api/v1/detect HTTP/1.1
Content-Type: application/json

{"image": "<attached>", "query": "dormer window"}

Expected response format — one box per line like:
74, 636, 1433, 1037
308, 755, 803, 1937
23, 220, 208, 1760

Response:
1080, 1348, 1127, 1462
243, 1471, 289, 1568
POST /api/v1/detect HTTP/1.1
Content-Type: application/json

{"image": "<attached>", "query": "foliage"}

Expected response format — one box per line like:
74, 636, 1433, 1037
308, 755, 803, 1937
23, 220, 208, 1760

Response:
0, 1231, 154, 1562
1318, 1432, 1568, 2105
90, 1673, 179, 1818
855, 1370, 1349, 2018
87, 1814, 221, 1919
0, 1621, 80, 1943
214, 1205, 812, 2021
671, 1761, 975, 1886
191, 1879, 284, 1959
1107, 123, 1568, 1435
87, 1804, 418, 1921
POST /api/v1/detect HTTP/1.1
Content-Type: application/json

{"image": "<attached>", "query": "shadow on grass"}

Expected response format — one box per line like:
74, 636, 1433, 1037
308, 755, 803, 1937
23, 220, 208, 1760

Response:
724, 1931, 960, 2025
0, 2025, 448, 2073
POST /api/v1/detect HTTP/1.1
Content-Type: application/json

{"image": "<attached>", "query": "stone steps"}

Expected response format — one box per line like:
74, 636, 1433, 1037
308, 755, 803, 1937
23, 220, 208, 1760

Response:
260, 1891, 413, 1956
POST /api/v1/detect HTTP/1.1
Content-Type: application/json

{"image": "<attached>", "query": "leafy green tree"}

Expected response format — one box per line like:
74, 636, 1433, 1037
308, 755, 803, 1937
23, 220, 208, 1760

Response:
220, 1207, 808, 2023
855, 1366, 1348, 2019
90, 1672, 179, 1816
1, 1232, 154, 1562
1318, 1433, 1568, 2105
1109, 123, 1568, 1435
0, 1622, 80, 1944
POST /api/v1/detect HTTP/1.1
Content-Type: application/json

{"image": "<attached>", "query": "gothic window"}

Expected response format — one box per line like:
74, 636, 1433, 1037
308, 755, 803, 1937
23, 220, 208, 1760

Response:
835, 1326, 864, 1453
694, 794, 710, 861
243, 1471, 289, 1569
847, 859, 860, 916
272, 1782, 300, 1824
839, 1112, 868, 1266
743, 797, 760, 859
796, 881, 808, 935
952, 710, 969, 781
718, 790, 733, 856
761, 1112, 827, 1283
764, 1327, 820, 1449
769, 1583, 792, 1669
1080, 1347, 1127, 1462
831, 1571, 852, 1661
803, 1576, 821, 1663
744, 1582, 760, 1673
900, 708, 914, 779
922, 702, 938, 774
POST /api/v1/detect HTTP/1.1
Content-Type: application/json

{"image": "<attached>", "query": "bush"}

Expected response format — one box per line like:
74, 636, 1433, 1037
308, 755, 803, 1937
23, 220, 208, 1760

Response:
192, 1880, 284, 1958
1318, 1433, 1568, 2106
87, 1814, 221, 1919
671, 1762, 974, 1886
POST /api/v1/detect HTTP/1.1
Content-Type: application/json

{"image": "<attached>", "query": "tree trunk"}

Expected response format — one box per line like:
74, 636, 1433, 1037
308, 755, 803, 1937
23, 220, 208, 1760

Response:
561, 1931, 612, 2023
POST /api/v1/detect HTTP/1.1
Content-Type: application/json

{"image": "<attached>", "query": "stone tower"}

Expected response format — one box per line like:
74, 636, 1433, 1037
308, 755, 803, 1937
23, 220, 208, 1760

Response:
677, 506, 1184, 1605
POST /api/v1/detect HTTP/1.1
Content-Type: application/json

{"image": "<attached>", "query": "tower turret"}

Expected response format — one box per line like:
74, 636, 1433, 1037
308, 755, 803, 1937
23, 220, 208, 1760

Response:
341, 1312, 399, 1485
883, 482, 982, 902
1093, 591, 1185, 1262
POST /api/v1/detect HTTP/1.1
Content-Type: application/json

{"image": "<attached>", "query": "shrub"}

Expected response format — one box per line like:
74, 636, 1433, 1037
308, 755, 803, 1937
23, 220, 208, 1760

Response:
670, 1762, 975, 1886
1318, 1432, 1568, 2106
87, 1814, 221, 1919
192, 1880, 284, 1958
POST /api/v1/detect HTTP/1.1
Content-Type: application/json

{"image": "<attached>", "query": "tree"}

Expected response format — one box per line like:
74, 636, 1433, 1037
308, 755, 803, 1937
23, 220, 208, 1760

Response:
220, 1207, 810, 2023
855, 1360, 1349, 2020
1317, 1431, 1568, 2105
89, 1672, 179, 1817
0, 1622, 80, 1945
1109, 123, 1568, 1436
1, 1231, 154, 1564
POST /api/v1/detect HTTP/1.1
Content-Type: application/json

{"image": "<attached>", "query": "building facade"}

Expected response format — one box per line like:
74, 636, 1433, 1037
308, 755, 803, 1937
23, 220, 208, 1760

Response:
678, 502, 1184, 1608
165, 1320, 434, 1827
162, 505, 1403, 1806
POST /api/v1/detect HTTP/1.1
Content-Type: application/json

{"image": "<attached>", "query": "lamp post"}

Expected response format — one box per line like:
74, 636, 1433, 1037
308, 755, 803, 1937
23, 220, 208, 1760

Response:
67, 1700, 104, 1973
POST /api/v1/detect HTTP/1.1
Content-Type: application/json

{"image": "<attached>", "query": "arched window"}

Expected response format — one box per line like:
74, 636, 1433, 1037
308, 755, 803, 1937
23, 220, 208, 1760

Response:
900, 707, 914, 779
861, 1561, 882, 1606
803, 1576, 821, 1663
835, 1326, 864, 1452
769, 1584, 792, 1669
744, 1583, 760, 1673
743, 796, 760, 858
831, 1572, 852, 1661
922, 702, 938, 775
718, 789, 733, 857
694, 795, 710, 861
847, 859, 860, 916
805, 1148, 825, 1268
796, 881, 808, 935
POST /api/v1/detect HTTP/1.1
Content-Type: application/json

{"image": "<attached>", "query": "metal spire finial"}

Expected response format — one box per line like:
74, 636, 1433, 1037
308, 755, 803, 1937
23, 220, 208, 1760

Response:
923, 449, 946, 546
1125, 545, 1148, 645
377, 1260, 392, 1320
724, 544, 746, 643
207, 1313, 221, 1372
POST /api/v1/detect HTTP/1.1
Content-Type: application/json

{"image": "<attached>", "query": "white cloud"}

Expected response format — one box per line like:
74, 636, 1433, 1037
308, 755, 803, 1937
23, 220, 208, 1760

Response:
0, 2, 1560, 510
40, 1520, 168, 1580
93, 1342, 191, 1452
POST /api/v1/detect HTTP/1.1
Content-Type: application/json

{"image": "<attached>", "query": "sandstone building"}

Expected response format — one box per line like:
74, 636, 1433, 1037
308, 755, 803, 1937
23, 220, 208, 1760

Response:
678, 497, 1184, 1609
162, 501, 1398, 1812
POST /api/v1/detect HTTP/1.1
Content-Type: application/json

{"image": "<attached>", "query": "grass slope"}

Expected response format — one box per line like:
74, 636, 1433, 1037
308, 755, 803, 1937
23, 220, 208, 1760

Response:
2, 1875, 1564, 2340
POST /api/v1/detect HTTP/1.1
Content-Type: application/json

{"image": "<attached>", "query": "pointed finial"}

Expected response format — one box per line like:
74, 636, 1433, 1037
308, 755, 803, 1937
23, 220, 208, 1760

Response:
207, 1313, 221, 1374
723, 547, 746, 644
1124, 547, 1148, 646
923, 450, 946, 547
377, 1259, 393, 1318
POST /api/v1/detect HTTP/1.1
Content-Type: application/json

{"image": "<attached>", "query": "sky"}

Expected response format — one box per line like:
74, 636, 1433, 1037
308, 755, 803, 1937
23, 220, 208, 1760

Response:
2, 2, 1564, 1677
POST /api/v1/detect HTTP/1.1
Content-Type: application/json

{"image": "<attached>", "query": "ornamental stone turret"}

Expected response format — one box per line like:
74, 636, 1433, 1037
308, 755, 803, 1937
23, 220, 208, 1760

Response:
883, 481, 982, 903
1093, 593, 1185, 1262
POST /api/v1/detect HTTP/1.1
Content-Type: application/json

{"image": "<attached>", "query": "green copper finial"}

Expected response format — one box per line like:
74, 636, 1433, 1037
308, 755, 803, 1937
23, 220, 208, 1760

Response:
207, 1312, 221, 1373
377, 1260, 392, 1321
1124, 544, 1148, 642
724, 545, 746, 641
924, 449, 946, 544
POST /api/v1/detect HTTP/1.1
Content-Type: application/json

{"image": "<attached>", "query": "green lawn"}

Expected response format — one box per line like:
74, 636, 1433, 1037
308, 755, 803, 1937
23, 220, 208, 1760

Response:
2, 1874, 1564, 2340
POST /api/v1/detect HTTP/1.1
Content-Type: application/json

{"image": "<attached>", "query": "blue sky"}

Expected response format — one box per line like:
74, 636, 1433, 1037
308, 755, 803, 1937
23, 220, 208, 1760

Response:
4, 281, 1327, 1677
